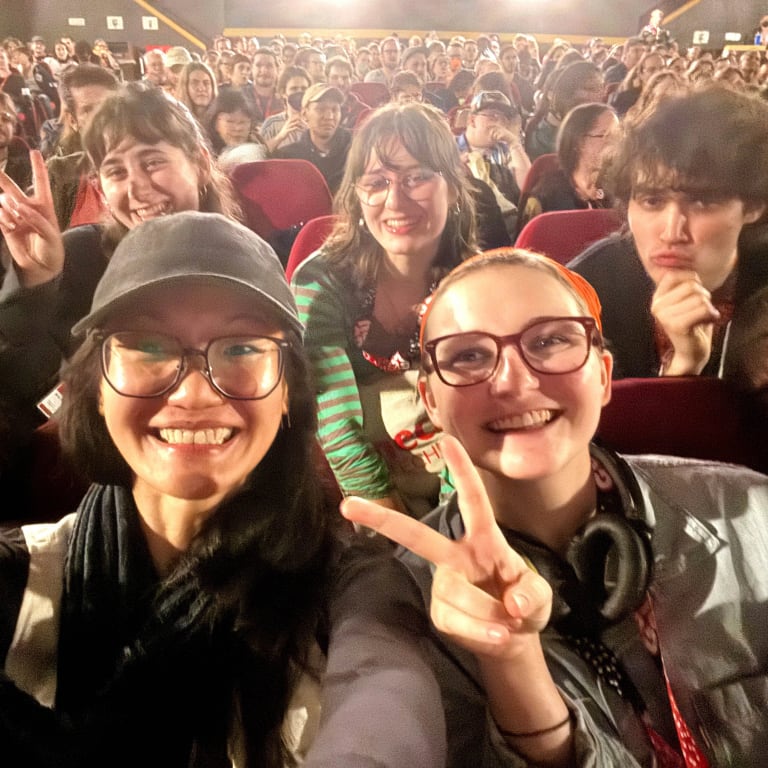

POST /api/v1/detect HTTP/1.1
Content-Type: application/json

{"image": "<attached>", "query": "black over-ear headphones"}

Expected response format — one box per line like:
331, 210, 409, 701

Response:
565, 442, 654, 624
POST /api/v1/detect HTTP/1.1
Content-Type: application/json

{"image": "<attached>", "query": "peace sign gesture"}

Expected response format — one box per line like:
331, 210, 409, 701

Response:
343, 436, 575, 760
341, 434, 553, 660
0, 150, 65, 288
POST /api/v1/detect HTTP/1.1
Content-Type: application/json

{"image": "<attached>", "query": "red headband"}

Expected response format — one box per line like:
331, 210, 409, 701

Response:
418, 249, 603, 349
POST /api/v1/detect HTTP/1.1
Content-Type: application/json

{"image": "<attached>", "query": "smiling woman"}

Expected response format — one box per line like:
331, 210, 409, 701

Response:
0, 211, 447, 767
291, 102, 477, 517
342, 247, 768, 767
0, 82, 241, 473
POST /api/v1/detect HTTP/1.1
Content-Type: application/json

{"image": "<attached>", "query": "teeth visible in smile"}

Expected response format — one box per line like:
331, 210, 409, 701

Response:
158, 428, 233, 445
385, 218, 416, 228
488, 409, 556, 430
134, 201, 173, 221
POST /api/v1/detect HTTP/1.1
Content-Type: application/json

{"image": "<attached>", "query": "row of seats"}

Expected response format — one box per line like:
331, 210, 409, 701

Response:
13, 159, 762, 523
21, 374, 764, 525
228, 156, 624, 275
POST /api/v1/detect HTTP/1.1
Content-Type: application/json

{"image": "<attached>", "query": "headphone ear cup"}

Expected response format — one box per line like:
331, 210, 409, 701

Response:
567, 513, 652, 624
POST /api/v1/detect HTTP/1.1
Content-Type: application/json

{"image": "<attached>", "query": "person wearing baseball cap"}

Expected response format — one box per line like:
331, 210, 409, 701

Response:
0, 210, 321, 761
71, 211, 302, 337
163, 45, 193, 93
0, 208, 449, 765
457, 89, 531, 237
273, 82, 351, 193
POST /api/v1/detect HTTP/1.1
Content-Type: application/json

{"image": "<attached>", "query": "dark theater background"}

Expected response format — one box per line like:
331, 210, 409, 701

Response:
2, 1, 766, 64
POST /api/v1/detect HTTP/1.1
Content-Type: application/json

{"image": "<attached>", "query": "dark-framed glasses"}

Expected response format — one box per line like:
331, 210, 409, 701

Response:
423, 317, 601, 387
355, 168, 442, 206
100, 331, 290, 400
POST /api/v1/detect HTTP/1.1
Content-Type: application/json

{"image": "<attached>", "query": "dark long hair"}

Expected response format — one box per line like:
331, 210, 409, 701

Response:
59, 313, 338, 767
203, 88, 257, 155
556, 102, 617, 178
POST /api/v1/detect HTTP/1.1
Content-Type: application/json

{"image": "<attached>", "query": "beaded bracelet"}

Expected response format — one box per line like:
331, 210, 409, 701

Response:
498, 710, 573, 739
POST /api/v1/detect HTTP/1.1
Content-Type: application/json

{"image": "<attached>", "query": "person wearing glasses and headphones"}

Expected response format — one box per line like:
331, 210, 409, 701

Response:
291, 102, 477, 518
343, 247, 768, 767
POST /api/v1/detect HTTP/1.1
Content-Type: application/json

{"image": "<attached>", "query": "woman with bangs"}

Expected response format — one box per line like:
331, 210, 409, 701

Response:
569, 85, 768, 379
291, 102, 477, 518
343, 248, 768, 767
0, 81, 240, 481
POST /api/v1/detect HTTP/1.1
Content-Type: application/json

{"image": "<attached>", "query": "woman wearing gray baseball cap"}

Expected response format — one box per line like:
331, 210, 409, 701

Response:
0, 212, 445, 767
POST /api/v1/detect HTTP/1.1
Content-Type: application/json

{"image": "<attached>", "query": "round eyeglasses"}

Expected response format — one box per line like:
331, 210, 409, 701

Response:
100, 331, 290, 400
355, 168, 442, 206
422, 317, 601, 387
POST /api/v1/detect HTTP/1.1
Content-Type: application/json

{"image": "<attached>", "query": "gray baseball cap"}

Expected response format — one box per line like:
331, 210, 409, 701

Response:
72, 212, 303, 337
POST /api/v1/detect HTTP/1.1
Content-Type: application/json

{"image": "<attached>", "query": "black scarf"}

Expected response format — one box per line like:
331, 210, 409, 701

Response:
54, 485, 233, 767
56, 484, 159, 712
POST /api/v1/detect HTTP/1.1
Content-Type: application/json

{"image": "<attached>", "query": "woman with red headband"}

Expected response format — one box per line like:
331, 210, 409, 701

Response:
344, 248, 768, 767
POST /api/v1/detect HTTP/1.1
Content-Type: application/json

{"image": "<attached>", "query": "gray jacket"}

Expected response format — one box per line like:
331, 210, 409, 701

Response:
398, 454, 768, 767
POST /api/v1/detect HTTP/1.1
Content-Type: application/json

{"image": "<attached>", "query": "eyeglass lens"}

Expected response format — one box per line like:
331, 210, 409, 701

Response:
356, 169, 439, 205
429, 318, 593, 386
102, 332, 284, 399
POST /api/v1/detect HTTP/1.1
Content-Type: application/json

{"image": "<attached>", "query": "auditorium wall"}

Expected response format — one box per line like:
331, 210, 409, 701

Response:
2, 0, 767, 54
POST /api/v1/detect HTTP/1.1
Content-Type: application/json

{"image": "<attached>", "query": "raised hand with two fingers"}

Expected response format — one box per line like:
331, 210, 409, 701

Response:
342, 435, 574, 763
0, 149, 65, 288
342, 434, 553, 659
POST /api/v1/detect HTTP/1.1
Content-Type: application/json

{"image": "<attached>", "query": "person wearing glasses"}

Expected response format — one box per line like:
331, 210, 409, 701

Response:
0, 211, 446, 767
291, 102, 476, 518
343, 247, 768, 767
364, 36, 401, 88
517, 102, 617, 234
203, 88, 268, 172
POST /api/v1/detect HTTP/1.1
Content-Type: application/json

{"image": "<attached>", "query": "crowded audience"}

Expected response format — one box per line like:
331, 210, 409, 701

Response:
1, 23, 768, 768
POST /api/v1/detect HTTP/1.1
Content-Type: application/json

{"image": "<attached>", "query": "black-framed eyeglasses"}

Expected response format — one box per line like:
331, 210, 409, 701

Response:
355, 168, 442, 206
422, 317, 601, 387
99, 331, 290, 400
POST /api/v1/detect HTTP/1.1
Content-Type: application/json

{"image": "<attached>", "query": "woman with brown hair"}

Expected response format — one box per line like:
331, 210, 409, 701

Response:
291, 102, 477, 517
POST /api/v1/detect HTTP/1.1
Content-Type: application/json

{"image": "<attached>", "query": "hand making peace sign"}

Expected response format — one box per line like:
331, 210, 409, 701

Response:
0, 150, 65, 288
342, 434, 553, 661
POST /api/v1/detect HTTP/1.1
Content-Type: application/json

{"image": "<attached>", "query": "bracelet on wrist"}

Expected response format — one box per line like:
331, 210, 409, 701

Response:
498, 710, 573, 739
